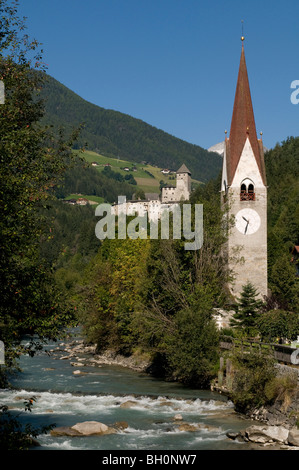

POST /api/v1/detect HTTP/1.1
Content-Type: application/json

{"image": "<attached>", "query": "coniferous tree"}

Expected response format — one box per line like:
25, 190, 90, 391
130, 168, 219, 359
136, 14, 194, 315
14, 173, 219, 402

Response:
230, 282, 264, 336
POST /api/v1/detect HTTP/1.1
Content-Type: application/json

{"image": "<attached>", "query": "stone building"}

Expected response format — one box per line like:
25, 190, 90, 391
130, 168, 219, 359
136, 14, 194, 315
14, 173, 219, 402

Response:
161, 164, 191, 203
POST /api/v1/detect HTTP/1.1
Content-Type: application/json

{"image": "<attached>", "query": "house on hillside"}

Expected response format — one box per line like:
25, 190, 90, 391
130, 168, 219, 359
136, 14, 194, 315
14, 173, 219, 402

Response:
64, 199, 77, 205
76, 198, 89, 206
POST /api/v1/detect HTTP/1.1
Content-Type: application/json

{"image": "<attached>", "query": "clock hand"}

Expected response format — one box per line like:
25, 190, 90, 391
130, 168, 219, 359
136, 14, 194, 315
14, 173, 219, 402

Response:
244, 220, 249, 234
242, 216, 248, 222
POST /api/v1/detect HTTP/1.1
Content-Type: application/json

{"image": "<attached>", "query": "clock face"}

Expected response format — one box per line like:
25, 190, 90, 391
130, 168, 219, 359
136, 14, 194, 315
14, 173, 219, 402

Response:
235, 208, 261, 235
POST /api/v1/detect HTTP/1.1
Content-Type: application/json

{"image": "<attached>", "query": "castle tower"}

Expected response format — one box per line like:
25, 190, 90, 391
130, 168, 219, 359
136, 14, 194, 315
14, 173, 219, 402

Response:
221, 39, 267, 299
176, 164, 191, 201
161, 164, 191, 203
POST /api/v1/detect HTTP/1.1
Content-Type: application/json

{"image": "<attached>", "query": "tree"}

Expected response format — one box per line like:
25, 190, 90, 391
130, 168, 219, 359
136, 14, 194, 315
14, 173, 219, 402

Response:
265, 137, 299, 312
134, 188, 146, 200
270, 255, 299, 312
165, 303, 220, 388
257, 309, 299, 343
231, 350, 276, 413
0, 398, 54, 450
79, 238, 151, 355
0, 0, 79, 376
230, 282, 264, 336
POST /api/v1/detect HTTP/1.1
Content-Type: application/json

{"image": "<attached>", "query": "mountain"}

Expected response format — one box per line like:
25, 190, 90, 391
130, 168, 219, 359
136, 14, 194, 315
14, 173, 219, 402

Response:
39, 73, 221, 182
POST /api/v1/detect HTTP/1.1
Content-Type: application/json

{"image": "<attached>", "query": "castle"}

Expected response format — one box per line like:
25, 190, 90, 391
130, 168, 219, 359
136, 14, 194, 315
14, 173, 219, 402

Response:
112, 163, 192, 222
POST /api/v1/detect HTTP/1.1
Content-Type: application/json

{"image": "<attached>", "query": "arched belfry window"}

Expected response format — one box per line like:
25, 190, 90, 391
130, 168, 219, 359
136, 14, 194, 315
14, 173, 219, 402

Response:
240, 179, 255, 201
240, 183, 247, 199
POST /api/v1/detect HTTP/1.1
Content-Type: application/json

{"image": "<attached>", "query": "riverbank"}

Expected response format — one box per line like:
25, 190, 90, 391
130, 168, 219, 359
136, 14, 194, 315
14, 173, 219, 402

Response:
55, 338, 151, 373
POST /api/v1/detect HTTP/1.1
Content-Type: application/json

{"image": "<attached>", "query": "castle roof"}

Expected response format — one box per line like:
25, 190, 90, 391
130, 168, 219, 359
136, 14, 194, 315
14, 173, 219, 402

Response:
177, 164, 191, 175
226, 41, 266, 185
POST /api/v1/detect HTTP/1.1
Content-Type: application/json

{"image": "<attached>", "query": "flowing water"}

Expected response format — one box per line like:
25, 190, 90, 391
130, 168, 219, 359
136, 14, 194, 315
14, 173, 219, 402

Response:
0, 334, 254, 451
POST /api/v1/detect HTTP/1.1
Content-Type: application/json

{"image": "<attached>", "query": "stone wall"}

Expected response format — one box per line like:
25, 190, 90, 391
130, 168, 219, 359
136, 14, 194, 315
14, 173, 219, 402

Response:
212, 355, 299, 429
275, 363, 299, 383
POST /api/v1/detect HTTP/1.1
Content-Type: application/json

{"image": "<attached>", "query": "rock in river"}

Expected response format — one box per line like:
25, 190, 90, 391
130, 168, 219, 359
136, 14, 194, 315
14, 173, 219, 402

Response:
51, 421, 117, 437
72, 421, 116, 436
241, 425, 289, 444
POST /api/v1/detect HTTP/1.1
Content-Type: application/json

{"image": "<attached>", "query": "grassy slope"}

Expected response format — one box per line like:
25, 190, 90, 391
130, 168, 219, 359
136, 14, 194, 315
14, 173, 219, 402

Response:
74, 149, 201, 196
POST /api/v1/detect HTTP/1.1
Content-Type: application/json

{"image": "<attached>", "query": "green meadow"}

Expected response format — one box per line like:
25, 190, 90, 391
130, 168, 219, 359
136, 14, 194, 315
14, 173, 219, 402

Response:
65, 150, 201, 204
76, 149, 200, 191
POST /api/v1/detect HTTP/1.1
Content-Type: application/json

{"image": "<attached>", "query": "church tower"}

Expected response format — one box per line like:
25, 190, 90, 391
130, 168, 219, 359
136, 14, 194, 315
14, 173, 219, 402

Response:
221, 38, 267, 299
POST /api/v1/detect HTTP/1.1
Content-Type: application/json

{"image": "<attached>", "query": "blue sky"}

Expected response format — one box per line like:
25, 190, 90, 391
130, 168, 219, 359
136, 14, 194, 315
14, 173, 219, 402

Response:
18, 0, 299, 151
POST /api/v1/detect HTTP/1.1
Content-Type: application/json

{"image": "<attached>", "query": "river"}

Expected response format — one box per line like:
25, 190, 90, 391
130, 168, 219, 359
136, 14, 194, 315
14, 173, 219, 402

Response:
0, 333, 255, 451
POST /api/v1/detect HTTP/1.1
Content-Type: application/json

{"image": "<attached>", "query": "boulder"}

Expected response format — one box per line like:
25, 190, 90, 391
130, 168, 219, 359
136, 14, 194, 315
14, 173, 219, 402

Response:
72, 369, 87, 375
159, 401, 173, 407
178, 423, 198, 432
198, 423, 222, 433
120, 400, 138, 409
71, 421, 116, 436
114, 421, 129, 431
288, 429, 299, 447
51, 426, 81, 437
173, 414, 183, 421
226, 432, 240, 440
51, 421, 117, 437
242, 425, 289, 444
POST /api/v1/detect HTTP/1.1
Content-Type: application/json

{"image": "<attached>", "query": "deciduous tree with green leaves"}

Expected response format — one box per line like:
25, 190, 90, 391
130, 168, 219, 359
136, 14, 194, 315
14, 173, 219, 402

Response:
257, 309, 299, 343
0, 0, 79, 379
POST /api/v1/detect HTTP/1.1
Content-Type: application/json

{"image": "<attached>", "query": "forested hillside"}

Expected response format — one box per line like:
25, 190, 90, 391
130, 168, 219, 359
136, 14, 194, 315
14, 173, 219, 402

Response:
265, 136, 299, 310
39, 73, 222, 182
55, 155, 136, 203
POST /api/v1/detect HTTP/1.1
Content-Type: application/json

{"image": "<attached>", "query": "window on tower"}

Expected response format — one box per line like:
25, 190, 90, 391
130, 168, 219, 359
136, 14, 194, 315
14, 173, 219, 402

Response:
240, 180, 255, 201
240, 183, 247, 199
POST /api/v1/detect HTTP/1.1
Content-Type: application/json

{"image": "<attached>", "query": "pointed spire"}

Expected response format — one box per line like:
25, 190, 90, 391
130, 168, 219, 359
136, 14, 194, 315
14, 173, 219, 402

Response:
227, 40, 266, 185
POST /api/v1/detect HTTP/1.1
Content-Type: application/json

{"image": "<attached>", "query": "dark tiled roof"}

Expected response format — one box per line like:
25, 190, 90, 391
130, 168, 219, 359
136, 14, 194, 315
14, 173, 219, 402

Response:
177, 164, 191, 175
